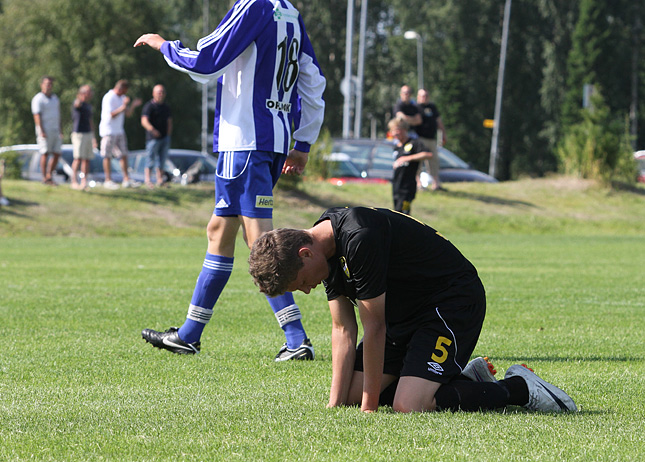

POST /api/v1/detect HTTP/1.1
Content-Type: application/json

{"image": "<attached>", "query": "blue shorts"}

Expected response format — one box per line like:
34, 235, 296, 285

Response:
214, 150, 285, 218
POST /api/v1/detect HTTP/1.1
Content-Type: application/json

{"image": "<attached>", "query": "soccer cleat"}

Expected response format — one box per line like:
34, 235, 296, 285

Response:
142, 327, 200, 355
462, 356, 498, 382
274, 338, 315, 361
505, 364, 577, 412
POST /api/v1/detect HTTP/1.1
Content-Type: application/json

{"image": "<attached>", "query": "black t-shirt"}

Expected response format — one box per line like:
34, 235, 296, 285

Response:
317, 207, 480, 324
393, 100, 420, 118
414, 102, 440, 139
71, 102, 92, 133
142, 100, 172, 140
392, 138, 424, 200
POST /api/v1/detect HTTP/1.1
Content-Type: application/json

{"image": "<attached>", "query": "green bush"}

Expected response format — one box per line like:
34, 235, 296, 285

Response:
0, 150, 23, 179
557, 91, 636, 184
277, 129, 333, 190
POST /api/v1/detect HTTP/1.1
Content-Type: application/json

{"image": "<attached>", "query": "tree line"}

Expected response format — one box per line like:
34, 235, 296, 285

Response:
0, 0, 641, 182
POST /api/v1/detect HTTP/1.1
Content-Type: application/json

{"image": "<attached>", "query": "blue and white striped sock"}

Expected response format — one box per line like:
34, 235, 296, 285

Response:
177, 253, 234, 344
266, 292, 307, 349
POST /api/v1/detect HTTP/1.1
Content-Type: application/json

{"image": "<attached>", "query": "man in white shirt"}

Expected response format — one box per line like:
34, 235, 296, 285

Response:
31, 76, 62, 185
99, 80, 142, 189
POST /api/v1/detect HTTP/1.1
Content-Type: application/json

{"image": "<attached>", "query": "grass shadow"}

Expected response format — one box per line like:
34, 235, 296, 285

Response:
88, 185, 214, 206
281, 186, 370, 210
611, 180, 645, 196
438, 189, 537, 208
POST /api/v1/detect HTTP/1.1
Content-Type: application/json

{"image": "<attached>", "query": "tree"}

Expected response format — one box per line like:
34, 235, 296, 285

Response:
0, 0, 202, 149
557, 91, 635, 183
562, 0, 633, 128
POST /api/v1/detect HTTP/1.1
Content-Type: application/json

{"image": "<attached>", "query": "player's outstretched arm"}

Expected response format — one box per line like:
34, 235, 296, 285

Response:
283, 149, 308, 176
133, 34, 166, 51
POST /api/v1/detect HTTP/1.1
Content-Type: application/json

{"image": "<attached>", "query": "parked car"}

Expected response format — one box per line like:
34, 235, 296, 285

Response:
0, 143, 123, 186
635, 150, 645, 183
128, 149, 218, 185
324, 152, 390, 186
326, 138, 498, 186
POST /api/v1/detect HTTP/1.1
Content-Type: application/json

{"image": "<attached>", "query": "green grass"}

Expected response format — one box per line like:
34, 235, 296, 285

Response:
0, 177, 644, 460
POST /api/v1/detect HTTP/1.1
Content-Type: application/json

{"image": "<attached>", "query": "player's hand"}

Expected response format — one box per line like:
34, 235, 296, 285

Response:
283, 149, 308, 175
133, 34, 166, 51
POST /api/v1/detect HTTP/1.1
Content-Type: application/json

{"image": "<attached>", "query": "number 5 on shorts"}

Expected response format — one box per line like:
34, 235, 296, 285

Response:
431, 336, 452, 363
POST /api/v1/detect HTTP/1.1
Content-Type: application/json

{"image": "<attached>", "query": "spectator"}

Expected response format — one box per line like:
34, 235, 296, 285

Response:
70, 85, 96, 191
389, 118, 432, 215
134, 0, 326, 360
392, 85, 421, 130
248, 206, 578, 414
31, 76, 62, 185
415, 89, 447, 191
99, 80, 142, 189
140, 84, 172, 188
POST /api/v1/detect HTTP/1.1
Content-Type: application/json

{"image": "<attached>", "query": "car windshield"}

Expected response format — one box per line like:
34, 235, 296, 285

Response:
439, 147, 470, 169
637, 157, 645, 170
327, 157, 363, 177
170, 154, 217, 174
331, 141, 373, 171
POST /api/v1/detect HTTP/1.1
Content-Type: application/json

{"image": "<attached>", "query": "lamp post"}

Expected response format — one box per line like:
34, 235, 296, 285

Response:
404, 30, 423, 90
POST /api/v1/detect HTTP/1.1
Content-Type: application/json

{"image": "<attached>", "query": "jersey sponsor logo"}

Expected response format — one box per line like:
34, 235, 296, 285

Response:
273, 5, 299, 23
215, 198, 229, 208
339, 256, 351, 279
266, 99, 292, 112
255, 195, 274, 208
427, 361, 444, 375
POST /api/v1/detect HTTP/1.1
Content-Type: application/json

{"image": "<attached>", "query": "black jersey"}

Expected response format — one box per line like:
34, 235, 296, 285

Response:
317, 207, 481, 323
392, 138, 425, 200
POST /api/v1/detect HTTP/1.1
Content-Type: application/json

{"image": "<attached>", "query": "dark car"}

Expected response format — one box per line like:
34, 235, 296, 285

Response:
128, 149, 218, 185
327, 138, 498, 186
0, 143, 123, 186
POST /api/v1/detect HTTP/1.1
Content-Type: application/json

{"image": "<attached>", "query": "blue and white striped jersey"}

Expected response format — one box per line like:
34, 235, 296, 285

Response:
160, 0, 326, 155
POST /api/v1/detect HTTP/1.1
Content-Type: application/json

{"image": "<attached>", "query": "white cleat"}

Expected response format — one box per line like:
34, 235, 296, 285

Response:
505, 364, 577, 412
462, 356, 498, 382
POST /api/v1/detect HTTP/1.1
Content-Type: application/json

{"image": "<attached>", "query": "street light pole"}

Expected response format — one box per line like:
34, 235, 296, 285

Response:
489, 0, 511, 179
404, 30, 423, 90
353, 0, 368, 139
342, 0, 355, 139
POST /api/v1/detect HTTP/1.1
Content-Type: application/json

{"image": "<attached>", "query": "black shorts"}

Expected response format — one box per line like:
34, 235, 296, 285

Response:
354, 281, 486, 384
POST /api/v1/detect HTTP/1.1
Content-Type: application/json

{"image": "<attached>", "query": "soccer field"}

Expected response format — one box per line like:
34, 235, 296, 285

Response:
1, 234, 643, 461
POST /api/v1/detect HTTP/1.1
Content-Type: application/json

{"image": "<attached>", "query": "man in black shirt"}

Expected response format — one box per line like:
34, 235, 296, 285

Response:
249, 207, 577, 414
70, 85, 95, 190
415, 89, 446, 191
141, 84, 172, 188
392, 85, 421, 128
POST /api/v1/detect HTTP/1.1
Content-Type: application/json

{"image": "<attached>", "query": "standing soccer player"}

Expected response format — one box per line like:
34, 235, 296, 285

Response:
134, 0, 326, 360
